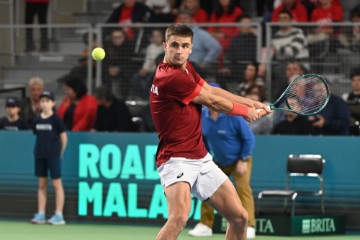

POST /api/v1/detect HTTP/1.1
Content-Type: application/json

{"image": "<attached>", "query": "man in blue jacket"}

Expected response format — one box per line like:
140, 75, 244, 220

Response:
189, 83, 256, 239
309, 81, 350, 135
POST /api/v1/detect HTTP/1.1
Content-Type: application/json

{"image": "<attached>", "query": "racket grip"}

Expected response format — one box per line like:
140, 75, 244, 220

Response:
256, 106, 271, 112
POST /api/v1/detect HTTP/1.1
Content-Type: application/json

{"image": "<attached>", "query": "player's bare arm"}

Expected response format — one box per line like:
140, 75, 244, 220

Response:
202, 81, 271, 113
192, 87, 263, 122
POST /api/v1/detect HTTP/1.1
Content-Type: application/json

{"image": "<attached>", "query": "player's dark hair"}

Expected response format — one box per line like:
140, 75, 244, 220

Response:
278, 9, 293, 19
95, 85, 114, 101
165, 24, 193, 42
64, 76, 87, 100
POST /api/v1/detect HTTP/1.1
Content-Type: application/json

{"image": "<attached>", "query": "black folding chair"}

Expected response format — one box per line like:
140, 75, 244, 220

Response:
257, 154, 325, 216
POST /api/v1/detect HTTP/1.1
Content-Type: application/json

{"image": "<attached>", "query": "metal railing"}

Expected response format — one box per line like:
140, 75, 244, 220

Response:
266, 22, 360, 99
0, 23, 92, 91
1, 22, 359, 101
0, 0, 15, 65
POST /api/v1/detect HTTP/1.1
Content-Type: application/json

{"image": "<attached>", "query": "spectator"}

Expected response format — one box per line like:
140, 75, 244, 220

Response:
31, 91, 67, 225
273, 98, 313, 134
245, 85, 273, 134
131, 28, 164, 99
208, 0, 243, 50
310, 0, 343, 23
145, 0, 174, 22
342, 70, 360, 135
236, 62, 265, 96
309, 81, 350, 135
219, 14, 259, 82
272, 10, 309, 62
25, 0, 50, 52
188, 83, 256, 239
57, 76, 98, 131
272, 0, 308, 22
92, 85, 133, 132
308, 0, 343, 59
338, 5, 360, 75
301, 0, 342, 21
339, 5, 360, 51
20, 77, 44, 128
177, 10, 222, 79
180, 0, 208, 23
273, 61, 305, 125
106, 0, 154, 40
0, 97, 29, 131
102, 28, 135, 98
276, 61, 305, 98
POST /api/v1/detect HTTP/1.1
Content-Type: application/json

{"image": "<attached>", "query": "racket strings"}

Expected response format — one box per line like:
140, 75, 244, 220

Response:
286, 76, 328, 115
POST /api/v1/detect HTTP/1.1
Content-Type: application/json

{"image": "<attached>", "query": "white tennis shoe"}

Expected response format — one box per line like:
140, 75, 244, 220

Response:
188, 223, 213, 237
247, 226, 256, 239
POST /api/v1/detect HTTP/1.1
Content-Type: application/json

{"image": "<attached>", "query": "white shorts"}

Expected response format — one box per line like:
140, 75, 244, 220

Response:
157, 153, 228, 201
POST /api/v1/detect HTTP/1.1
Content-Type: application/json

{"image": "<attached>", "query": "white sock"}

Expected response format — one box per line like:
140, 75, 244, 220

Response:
55, 211, 63, 217
38, 211, 45, 215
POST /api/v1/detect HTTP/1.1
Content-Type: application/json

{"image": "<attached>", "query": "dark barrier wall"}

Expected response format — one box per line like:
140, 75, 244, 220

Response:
0, 132, 359, 228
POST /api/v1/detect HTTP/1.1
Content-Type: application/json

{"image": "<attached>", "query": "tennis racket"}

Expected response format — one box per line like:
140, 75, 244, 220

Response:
261, 74, 330, 116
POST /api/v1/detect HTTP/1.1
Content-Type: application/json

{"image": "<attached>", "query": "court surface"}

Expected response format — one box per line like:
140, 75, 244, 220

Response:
1, 220, 359, 240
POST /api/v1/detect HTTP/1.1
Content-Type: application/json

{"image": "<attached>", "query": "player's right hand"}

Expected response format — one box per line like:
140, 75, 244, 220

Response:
252, 100, 271, 114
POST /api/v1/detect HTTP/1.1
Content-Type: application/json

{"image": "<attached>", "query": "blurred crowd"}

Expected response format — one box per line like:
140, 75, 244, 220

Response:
1, 0, 360, 135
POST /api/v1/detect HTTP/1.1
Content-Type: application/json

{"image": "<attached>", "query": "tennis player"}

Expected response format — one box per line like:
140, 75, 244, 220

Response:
150, 24, 270, 240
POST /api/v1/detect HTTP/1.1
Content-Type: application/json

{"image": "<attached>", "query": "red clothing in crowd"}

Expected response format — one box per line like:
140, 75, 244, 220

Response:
193, 8, 208, 23
272, 0, 308, 22
150, 61, 208, 167
304, 0, 341, 7
333, 0, 341, 6
57, 95, 98, 131
118, 6, 135, 40
208, 6, 243, 50
118, 6, 134, 23
311, 3, 343, 23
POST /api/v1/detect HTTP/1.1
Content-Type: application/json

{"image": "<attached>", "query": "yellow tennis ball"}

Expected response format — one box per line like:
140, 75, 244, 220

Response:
92, 47, 105, 61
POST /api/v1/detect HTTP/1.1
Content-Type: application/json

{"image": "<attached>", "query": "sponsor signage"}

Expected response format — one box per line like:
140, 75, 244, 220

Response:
256, 215, 346, 236
214, 214, 346, 236
77, 143, 202, 221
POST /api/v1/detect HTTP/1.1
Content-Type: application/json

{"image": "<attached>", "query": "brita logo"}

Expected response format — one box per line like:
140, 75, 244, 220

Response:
256, 219, 274, 233
302, 218, 336, 234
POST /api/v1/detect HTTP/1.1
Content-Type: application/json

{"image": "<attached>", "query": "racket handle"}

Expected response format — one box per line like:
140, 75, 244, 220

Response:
256, 106, 270, 112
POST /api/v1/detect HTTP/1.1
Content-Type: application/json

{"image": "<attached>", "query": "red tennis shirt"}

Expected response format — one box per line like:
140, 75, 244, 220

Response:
150, 61, 208, 167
